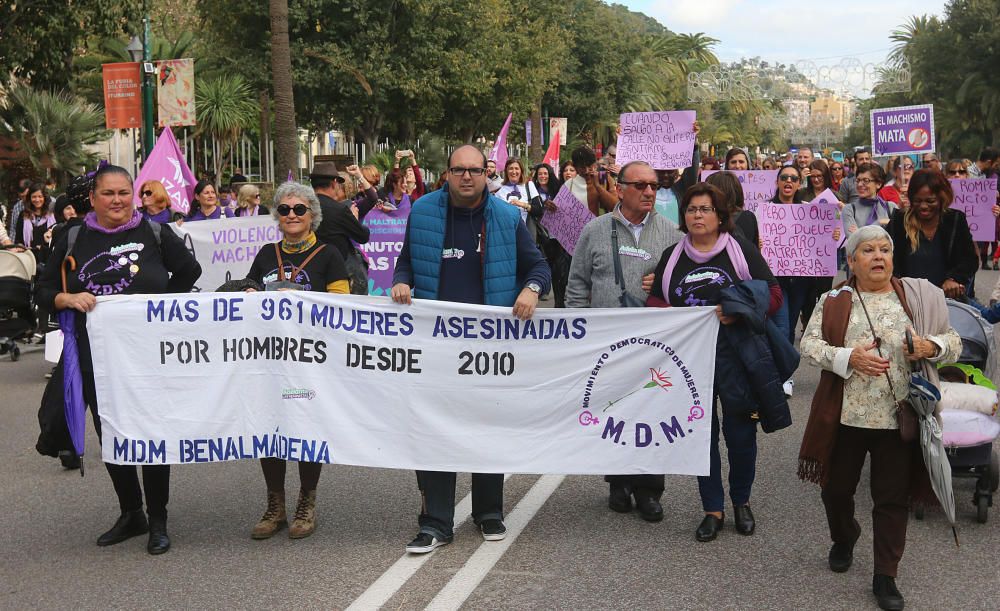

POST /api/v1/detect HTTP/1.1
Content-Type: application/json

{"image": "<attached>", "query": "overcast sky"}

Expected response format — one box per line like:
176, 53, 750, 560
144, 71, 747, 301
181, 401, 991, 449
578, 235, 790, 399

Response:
620, 0, 946, 68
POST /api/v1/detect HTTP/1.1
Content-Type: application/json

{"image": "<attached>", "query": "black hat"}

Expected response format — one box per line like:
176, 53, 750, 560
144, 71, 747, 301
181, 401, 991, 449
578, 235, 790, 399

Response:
309, 161, 345, 183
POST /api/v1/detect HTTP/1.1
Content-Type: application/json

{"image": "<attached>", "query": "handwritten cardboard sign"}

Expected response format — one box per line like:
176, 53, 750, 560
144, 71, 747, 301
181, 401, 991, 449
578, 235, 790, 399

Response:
701, 170, 778, 213
758, 203, 840, 277
540, 186, 595, 256
616, 111, 696, 170
949, 178, 998, 242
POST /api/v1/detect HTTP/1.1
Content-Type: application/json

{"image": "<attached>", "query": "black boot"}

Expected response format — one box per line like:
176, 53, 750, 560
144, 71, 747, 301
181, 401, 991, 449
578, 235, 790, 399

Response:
96, 509, 148, 546
873, 574, 905, 610
147, 516, 171, 555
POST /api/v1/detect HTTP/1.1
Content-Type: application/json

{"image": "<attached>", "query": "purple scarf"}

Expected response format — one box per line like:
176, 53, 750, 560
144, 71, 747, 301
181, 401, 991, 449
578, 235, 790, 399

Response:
84, 209, 143, 234
661, 232, 752, 300
388, 192, 411, 209
862, 196, 891, 226
22, 213, 55, 247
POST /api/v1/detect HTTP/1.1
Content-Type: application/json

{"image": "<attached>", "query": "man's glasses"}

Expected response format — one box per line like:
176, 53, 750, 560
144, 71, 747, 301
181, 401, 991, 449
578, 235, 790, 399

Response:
141, 190, 153, 197
620, 180, 658, 192
685, 205, 716, 216
276, 203, 310, 217
778, 174, 800, 183
449, 167, 486, 176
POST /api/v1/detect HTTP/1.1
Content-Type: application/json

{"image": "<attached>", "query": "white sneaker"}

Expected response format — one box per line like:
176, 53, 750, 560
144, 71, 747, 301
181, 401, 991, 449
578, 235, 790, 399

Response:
405, 532, 451, 554
782, 379, 794, 398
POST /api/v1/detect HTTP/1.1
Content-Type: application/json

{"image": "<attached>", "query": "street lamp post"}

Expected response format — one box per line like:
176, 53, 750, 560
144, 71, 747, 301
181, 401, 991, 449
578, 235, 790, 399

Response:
127, 17, 156, 163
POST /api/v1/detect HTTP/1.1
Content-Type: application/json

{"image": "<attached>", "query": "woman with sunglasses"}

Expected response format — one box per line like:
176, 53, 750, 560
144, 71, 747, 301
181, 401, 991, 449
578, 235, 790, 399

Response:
829, 162, 845, 192
884, 169, 977, 300
647, 182, 783, 544
138, 180, 173, 223
234, 184, 267, 217
244, 181, 349, 541
769, 168, 840, 395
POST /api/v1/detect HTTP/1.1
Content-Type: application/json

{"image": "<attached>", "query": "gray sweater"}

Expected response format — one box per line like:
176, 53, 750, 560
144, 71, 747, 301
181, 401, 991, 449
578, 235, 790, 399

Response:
566, 208, 682, 308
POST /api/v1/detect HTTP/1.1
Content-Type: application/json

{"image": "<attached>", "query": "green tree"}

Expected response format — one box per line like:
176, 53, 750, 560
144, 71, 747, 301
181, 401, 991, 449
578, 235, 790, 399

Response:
269, 0, 298, 178
0, 83, 109, 177
195, 75, 260, 180
0, 0, 141, 91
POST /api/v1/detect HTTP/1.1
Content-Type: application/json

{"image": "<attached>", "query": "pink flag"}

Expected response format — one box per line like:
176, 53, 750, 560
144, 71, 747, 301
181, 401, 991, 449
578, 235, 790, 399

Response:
134, 128, 196, 215
488, 112, 513, 171
543, 130, 561, 170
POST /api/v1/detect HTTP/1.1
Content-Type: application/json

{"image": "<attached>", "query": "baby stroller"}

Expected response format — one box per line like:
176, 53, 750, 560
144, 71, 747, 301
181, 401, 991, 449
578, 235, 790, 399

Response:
0, 248, 37, 361
935, 300, 1000, 523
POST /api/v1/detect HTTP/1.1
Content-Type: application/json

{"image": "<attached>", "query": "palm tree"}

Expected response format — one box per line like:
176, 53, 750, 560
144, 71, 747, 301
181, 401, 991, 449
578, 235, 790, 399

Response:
0, 83, 109, 178
269, 0, 298, 181
195, 75, 260, 181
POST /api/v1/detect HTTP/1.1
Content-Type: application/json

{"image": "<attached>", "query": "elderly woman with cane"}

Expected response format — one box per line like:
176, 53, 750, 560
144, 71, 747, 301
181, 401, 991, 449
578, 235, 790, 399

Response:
798, 224, 961, 610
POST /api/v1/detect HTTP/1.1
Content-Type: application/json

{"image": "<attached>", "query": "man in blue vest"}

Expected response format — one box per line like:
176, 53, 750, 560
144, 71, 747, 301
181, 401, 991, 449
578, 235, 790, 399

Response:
391, 144, 551, 553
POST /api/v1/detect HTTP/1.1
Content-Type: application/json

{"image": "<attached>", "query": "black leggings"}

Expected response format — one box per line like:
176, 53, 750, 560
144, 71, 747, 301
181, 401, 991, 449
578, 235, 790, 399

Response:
81, 365, 170, 519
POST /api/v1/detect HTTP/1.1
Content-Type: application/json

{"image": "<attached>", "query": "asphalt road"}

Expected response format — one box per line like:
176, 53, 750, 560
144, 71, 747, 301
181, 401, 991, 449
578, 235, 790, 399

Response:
2, 273, 999, 610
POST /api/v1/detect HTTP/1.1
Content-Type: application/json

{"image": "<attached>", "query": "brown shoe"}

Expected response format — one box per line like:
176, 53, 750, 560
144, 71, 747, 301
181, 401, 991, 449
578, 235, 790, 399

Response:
289, 489, 317, 539
251, 491, 287, 539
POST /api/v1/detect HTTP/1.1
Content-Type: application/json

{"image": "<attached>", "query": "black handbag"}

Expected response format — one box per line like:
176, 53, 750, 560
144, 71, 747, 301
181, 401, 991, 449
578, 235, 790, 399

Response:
611, 221, 646, 308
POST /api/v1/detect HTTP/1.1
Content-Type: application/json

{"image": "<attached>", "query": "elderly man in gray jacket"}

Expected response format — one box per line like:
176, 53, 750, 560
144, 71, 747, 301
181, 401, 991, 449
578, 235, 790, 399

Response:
566, 159, 683, 522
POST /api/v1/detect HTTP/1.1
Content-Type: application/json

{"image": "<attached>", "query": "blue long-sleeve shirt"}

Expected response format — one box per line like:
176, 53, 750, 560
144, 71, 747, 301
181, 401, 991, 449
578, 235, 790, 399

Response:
393, 200, 551, 305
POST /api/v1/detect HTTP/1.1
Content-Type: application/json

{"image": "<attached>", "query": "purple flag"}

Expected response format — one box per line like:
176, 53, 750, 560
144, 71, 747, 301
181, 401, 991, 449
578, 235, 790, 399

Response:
488, 113, 513, 172
134, 128, 196, 215
359, 197, 412, 295
287, 169, 294, 182
58, 309, 86, 471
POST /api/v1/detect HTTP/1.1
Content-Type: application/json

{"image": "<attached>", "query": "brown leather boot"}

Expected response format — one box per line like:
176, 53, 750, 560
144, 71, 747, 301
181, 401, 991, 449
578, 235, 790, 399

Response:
251, 491, 287, 539
288, 489, 317, 539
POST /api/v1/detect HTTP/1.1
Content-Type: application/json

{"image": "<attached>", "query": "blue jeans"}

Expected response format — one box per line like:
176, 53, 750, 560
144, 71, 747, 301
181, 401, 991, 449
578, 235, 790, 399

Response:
776, 277, 813, 344
416, 471, 503, 539
697, 396, 758, 513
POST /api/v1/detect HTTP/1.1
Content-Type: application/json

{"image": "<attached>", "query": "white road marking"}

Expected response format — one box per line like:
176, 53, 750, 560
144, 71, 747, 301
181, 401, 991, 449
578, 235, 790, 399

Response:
345, 474, 512, 611
424, 475, 566, 611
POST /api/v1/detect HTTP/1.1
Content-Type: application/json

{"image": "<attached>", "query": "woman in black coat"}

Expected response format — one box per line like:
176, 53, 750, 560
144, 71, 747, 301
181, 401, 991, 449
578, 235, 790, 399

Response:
885, 169, 978, 299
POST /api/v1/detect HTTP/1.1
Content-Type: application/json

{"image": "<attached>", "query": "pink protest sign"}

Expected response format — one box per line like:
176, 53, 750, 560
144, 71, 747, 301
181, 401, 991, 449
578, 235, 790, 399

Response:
758, 202, 840, 277
701, 170, 778, 213
809, 189, 847, 247
949, 178, 998, 241
540, 186, 595, 256
360, 198, 411, 296
133, 128, 196, 215
615, 111, 696, 169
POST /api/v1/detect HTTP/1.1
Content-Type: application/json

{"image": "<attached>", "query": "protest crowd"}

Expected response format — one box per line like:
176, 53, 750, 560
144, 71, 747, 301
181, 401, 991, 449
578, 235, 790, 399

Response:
6, 103, 1000, 610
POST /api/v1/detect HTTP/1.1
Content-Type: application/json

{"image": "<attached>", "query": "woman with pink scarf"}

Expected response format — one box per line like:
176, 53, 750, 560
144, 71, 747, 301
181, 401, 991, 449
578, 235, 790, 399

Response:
646, 182, 782, 543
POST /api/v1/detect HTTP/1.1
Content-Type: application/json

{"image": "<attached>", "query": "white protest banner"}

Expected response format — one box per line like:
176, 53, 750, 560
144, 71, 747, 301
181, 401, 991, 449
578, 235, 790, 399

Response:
758, 203, 840, 276
701, 170, 778, 213
616, 111, 696, 169
87, 293, 718, 475
168, 215, 280, 292
949, 178, 998, 242
540, 186, 595, 256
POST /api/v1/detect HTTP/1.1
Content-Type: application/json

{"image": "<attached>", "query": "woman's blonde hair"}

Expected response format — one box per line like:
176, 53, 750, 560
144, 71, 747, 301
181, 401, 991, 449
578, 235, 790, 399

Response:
361, 164, 381, 186
140, 180, 170, 211
237, 184, 260, 209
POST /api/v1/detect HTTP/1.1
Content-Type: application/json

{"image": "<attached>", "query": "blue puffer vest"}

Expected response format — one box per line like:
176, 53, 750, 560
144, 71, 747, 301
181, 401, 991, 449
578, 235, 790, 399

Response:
408, 188, 521, 306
